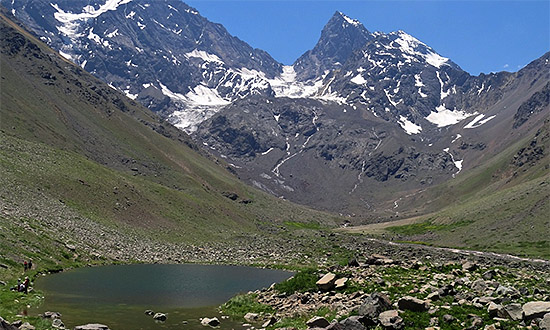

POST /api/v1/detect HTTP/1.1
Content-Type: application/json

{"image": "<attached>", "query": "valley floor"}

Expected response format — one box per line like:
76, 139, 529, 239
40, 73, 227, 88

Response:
1, 217, 549, 330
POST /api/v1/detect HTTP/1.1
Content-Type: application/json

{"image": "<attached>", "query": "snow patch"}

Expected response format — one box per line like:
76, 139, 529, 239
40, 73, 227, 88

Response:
185, 85, 230, 107
436, 71, 449, 100
261, 148, 274, 156
105, 28, 118, 38
351, 74, 367, 85
398, 116, 422, 135
451, 134, 462, 143
414, 74, 424, 87
339, 12, 361, 26
268, 66, 324, 99
52, 0, 132, 39
443, 148, 463, 177
58, 50, 73, 61
464, 114, 496, 129
185, 49, 223, 63
426, 105, 476, 127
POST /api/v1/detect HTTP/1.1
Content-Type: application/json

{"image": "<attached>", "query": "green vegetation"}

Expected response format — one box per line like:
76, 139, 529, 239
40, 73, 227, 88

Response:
357, 122, 550, 259
273, 268, 319, 294
387, 219, 474, 236
283, 221, 323, 230
269, 306, 339, 330
221, 294, 275, 318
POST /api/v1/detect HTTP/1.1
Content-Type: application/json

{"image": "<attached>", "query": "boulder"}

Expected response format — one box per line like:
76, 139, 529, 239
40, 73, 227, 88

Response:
348, 258, 360, 267
471, 279, 487, 292
398, 296, 428, 312
74, 324, 110, 330
262, 316, 277, 328
144, 310, 154, 316
244, 313, 259, 323
366, 254, 395, 265
378, 310, 403, 330
426, 292, 440, 301
306, 316, 330, 328
153, 313, 167, 321
19, 323, 35, 330
52, 318, 65, 329
482, 270, 497, 280
465, 314, 483, 329
43, 311, 62, 319
495, 285, 519, 298
339, 316, 367, 330
10, 320, 22, 328
201, 318, 220, 327
437, 284, 455, 296
358, 292, 392, 321
442, 314, 455, 323
487, 302, 502, 318
0, 317, 18, 330
462, 261, 478, 272
539, 313, 550, 330
316, 273, 337, 291
523, 301, 550, 321
501, 303, 522, 321
335, 278, 348, 290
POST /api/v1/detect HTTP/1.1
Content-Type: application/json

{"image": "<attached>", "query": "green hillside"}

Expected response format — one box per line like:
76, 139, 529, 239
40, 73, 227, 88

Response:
0, 11, 340, 271
352, 121, 550, 258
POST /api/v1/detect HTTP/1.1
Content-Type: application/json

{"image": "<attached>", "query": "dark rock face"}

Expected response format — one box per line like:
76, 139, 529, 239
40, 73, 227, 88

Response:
513, 82, 550, 128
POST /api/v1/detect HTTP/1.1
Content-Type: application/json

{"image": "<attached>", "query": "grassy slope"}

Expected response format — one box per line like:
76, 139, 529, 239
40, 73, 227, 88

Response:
378, 123, 550, 258
0, 9, 342, 289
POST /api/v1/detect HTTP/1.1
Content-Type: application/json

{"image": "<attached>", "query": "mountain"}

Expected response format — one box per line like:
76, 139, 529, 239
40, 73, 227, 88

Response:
0, 8, 340, 270
3, 0, 549, 220
2, 0, 281, 131
194, 12, 549, 217
293, 11, 373, 81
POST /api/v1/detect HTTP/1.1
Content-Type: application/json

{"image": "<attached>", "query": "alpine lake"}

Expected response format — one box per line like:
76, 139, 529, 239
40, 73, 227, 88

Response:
32, 264, 293, 330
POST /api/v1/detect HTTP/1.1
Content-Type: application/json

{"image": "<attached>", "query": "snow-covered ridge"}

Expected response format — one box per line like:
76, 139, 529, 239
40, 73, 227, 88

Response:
52, 0, 133, 30
338, 12, 361, 27
184, 49, 223, 63
393, 31, 450, 68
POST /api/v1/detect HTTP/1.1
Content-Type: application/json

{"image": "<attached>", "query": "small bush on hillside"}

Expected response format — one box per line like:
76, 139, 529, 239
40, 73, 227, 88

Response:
274, 268, 318, 294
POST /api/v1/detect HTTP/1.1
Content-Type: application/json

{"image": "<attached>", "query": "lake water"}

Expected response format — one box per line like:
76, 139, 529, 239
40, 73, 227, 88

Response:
34, 264, 292, 330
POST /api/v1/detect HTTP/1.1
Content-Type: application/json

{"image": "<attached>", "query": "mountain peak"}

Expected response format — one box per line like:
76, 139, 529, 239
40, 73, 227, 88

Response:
333, 11, 362, 27
293, 11, 372, 81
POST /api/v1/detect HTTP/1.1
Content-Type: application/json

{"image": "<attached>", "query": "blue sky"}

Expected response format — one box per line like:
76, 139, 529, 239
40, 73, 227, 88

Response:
185, 0, 550, 75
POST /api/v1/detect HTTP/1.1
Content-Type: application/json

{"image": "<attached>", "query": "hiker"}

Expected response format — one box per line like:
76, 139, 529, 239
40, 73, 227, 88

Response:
23, 260, 28, 272
28, 259, 32, 271
22, 277, 30, 294
11, 278, 21, 292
